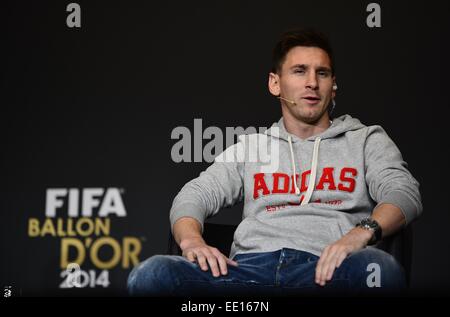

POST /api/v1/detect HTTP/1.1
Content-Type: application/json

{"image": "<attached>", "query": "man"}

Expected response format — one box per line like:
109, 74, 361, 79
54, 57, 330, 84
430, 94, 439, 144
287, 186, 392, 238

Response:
127, 28, 422, 296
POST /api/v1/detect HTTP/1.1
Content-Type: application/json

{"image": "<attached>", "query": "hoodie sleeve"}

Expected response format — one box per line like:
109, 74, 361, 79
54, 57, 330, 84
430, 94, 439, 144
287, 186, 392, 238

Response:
364, 125, 423, 224
169, 141, 245, 232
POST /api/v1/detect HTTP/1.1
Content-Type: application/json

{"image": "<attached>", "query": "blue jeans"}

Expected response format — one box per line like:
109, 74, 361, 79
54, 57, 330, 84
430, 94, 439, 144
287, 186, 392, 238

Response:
127, 248, 406, 296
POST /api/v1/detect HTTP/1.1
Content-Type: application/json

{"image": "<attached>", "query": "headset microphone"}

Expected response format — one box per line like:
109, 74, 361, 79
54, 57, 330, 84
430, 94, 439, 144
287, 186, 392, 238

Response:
277, 96, 297, 105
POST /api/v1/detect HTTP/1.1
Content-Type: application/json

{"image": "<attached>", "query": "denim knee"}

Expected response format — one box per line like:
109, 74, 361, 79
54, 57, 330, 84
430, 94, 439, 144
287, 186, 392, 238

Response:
127, 255, 181, 296
342, 247, 406, 290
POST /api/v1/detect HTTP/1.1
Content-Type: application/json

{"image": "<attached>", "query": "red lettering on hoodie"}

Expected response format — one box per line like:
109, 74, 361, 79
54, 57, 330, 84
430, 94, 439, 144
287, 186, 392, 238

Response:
316, 167, 337, 190
338, 167, 357, 192
272, 173, 290, 194
300, 170, 311, 192
253, 167, 358, 199
254, 173, 270, 199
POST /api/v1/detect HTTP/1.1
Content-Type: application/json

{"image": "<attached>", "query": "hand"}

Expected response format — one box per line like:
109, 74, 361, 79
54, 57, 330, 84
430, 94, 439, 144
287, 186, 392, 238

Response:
180, 237, 239, 277
315, 227, 373, 286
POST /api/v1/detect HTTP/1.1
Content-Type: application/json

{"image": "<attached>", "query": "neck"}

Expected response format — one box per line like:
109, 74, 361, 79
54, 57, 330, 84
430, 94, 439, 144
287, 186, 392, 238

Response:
282, 111, 331, 140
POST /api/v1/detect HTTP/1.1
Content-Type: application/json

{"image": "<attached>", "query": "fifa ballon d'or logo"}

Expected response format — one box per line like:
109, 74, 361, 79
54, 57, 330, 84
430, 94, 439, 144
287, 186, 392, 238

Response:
27, 188, 144, 289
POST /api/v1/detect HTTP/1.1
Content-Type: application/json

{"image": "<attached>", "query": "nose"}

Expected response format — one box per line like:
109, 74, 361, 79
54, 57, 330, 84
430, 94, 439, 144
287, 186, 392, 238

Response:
305, 72, 318, 90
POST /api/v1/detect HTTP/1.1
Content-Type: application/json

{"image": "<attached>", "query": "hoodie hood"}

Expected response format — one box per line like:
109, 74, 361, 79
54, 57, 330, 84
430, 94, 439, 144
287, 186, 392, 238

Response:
265, 114, 367, 142
263, 115, 368, 205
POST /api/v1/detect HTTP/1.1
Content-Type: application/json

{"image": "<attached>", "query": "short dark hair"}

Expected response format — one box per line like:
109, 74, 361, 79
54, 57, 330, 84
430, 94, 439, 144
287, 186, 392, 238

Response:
271, 28, 334, 75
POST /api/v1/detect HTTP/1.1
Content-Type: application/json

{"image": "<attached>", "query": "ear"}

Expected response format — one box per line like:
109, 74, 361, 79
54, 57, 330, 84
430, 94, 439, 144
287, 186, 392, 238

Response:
268, 72, 280, 96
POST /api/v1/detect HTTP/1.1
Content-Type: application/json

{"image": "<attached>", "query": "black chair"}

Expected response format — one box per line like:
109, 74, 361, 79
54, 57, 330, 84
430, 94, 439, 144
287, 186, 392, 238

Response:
376, 225, 413, 285
168, 222, 413, 285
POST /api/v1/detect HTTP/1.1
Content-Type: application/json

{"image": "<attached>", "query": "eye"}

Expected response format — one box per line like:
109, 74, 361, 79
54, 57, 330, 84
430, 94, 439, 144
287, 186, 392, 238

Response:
294, 69, 305, 74
317, 70, 331, 77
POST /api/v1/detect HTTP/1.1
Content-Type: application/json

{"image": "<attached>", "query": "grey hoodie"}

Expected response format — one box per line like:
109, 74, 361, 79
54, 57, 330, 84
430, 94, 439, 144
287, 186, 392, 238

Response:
170, 114, 423, 258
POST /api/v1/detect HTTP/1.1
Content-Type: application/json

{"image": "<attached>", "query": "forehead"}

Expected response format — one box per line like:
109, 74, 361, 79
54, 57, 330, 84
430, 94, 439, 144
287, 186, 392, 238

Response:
282, 46, 331, 69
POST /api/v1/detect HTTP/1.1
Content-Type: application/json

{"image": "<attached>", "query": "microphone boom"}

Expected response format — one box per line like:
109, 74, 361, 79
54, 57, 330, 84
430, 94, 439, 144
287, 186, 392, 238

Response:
277, 96, 297, 106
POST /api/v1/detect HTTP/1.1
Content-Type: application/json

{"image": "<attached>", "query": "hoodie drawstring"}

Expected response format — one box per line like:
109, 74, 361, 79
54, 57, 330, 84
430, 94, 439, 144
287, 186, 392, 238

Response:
287, 135, 322, 205
288, 135, 300, 195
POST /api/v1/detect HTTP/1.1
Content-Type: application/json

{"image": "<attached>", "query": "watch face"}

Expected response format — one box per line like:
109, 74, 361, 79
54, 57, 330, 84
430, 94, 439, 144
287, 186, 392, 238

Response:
361, 218, 379, 229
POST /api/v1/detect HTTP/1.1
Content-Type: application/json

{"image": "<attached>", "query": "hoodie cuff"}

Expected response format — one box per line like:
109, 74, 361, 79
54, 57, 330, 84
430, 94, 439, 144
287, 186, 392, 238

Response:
376, 190, 419, 225
169, 202, 207, 233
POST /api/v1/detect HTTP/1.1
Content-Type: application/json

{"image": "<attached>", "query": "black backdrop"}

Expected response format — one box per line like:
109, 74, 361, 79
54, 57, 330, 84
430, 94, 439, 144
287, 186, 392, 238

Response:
1, 0, 449, 296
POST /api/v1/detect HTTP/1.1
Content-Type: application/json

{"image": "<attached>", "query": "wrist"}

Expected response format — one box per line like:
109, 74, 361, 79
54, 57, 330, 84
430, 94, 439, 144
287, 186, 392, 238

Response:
179, 236, 205, 250
352, 227, 375, 245
355, 217, 382, 245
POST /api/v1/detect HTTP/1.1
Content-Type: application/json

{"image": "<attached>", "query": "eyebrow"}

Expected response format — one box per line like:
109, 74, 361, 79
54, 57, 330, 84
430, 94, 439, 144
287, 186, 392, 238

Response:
290, 64, 332, 73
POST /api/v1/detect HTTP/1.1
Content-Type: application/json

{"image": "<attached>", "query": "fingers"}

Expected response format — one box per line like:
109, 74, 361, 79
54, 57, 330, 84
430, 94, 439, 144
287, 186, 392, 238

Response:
315, 246, 333, 286
325, 253, 339, 282
195, 252, 209, 272
315, 231, 366, 286
316, 246, 348, 286
186, 250, 196, 263
210, 248, 231, 275
185, 247, 237, 277
335, 252, 347, 269
215, 255, 228, 275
